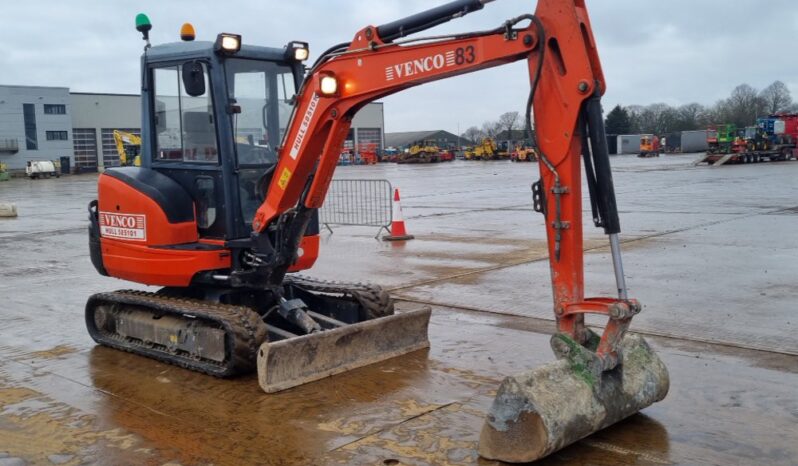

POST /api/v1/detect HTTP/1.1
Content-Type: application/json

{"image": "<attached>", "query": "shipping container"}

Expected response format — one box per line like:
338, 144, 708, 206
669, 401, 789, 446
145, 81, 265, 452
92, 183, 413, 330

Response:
680, 130, 709, 153
617, 134, 641, 155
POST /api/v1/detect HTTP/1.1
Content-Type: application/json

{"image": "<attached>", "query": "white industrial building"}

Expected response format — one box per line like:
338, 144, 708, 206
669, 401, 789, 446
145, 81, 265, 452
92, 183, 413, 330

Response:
0, 85, 385, 174
0, 86, 73, 171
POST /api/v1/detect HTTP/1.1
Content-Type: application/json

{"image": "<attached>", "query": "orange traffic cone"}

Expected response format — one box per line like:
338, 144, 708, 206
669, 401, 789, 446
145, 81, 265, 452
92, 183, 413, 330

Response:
383, 188, 414, 241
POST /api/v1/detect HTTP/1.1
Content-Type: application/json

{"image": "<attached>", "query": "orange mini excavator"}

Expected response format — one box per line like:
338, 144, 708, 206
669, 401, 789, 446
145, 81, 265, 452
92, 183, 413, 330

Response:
86, 0, 668, 462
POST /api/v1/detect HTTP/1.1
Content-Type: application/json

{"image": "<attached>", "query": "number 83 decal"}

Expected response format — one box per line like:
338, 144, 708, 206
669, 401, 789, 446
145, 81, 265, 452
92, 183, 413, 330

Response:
455, 46, 476, 64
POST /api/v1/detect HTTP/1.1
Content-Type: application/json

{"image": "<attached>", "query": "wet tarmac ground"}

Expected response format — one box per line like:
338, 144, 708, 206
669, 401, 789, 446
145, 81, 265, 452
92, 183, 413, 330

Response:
0, 154, 796, 465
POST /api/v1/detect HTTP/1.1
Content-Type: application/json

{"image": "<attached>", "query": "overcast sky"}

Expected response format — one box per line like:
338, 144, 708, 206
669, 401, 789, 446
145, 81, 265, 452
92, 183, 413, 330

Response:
1, 0, 797, 134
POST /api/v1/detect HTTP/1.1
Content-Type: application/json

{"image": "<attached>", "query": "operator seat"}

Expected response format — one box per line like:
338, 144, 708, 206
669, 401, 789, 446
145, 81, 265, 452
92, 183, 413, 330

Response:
183, 111, 217, 161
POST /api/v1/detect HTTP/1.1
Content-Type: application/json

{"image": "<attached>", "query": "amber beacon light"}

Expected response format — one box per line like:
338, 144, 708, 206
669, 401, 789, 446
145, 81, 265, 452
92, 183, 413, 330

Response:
180, 23, 196, 41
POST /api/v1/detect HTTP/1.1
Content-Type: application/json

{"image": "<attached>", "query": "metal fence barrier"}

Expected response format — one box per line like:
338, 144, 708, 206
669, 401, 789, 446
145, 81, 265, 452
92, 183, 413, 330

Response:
319, 179, 393, 237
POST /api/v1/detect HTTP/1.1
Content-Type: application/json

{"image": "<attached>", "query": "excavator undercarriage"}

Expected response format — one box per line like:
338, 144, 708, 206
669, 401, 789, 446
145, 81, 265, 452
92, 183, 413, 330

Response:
86, 277, 430, 391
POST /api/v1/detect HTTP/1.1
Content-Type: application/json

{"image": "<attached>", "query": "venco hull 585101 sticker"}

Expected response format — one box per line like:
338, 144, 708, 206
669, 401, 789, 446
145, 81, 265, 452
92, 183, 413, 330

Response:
99, 212, 146, 241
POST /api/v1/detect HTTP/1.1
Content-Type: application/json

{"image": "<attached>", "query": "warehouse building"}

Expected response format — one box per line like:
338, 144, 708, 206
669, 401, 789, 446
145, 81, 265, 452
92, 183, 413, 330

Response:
0, 86, 73, 171
343, 102, 385, 153
0, 85, 385, 173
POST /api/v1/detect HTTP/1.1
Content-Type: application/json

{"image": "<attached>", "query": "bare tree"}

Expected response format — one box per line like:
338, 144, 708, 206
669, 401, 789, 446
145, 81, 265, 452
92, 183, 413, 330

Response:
626, 105, 644, 134
631, 103, 671, 134
701, 101, 723, 126
481, 120, 501, 139
656, 105, 680, 134
497, 111, 520, 138
676, 103, 705, 131
724, 84, 766, 127
760, 81, 793, 114
461, 126, 483, 145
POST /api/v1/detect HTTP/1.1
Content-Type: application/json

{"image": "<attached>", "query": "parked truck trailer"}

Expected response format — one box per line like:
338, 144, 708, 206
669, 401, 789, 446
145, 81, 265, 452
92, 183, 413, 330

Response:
700, 114, 797, 166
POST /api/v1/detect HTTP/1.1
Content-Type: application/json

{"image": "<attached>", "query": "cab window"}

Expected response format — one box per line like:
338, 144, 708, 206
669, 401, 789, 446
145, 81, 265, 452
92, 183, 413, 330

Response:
225, 59, 296, 223
153, 63, 219, 163
225, 59, 296, 167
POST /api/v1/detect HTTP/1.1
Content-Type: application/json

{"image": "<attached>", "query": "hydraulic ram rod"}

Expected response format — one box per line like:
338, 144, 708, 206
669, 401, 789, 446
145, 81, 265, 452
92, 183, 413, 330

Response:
581, 89, 628, 299
376, 0, 494, 42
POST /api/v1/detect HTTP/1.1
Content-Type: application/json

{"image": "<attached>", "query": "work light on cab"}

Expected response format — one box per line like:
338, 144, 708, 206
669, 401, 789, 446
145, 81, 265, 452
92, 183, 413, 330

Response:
286, 41, 309, 61
319, 73, 338, 96
215, 33, 241, 54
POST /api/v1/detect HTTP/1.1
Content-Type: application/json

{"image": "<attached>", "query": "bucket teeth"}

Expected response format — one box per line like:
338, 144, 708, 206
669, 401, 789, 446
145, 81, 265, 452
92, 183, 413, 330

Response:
478, 333, 669, 463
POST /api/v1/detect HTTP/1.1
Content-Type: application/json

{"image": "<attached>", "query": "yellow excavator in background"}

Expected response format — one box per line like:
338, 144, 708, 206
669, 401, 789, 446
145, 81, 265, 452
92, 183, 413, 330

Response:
113, 130, 142, 167
465, 137, 498, 160
400, 142, 441, 163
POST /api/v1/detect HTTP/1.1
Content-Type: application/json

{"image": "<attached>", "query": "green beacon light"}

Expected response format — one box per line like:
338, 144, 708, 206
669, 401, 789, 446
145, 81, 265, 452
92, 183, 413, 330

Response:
135, 13, 152, 48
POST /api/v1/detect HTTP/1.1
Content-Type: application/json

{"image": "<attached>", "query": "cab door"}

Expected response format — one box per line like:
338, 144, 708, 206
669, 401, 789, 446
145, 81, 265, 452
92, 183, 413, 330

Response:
149, 61, 226, 239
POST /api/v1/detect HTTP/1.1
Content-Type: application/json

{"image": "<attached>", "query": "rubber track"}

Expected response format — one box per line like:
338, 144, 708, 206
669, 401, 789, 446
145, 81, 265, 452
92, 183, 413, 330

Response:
86, 290, 267, 377
285, 275, 394, 318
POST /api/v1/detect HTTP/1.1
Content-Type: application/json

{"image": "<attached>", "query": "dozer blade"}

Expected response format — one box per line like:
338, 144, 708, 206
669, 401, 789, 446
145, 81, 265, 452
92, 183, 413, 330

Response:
479, 333, 669, 463
257, 307, 431, 393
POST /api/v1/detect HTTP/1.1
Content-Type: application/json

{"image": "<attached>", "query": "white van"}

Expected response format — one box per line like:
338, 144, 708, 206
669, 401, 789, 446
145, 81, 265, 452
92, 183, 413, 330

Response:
25, 161, 60, 179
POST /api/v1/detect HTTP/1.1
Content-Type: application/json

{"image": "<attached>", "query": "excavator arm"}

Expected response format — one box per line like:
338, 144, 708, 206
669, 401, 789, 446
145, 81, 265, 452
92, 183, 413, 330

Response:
253, 0, 627, 365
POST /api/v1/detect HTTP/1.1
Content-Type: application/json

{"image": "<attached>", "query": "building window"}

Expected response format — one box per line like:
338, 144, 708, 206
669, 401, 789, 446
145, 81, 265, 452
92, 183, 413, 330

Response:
23, 103, 37, 150
46, 131, 69, 141
101, 128, 141, 168
44, 104, 67, 115
72, 128, 98, 171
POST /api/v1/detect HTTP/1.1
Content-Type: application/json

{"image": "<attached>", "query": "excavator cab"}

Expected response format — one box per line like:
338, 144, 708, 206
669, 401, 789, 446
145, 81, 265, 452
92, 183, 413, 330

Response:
140, 36, 309, 246
89, 29, 324, 284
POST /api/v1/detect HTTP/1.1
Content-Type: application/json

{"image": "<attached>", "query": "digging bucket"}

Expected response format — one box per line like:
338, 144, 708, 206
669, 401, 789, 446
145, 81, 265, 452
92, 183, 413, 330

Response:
479, 333, 669, 463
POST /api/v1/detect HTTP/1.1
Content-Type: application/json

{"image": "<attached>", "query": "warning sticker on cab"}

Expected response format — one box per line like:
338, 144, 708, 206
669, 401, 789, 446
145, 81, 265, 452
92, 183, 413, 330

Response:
99, 212, 147, 241
277, 167, 292, 190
